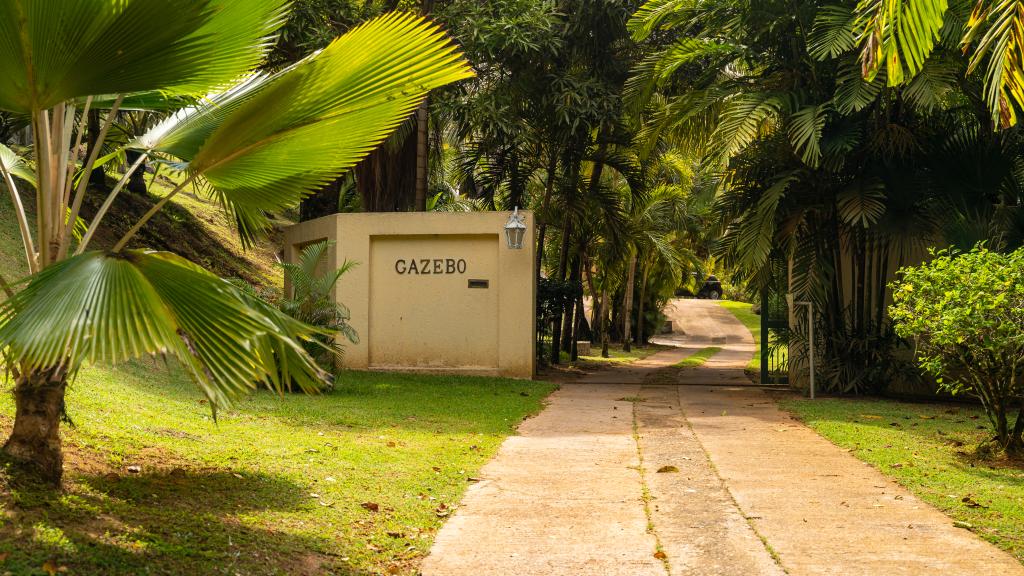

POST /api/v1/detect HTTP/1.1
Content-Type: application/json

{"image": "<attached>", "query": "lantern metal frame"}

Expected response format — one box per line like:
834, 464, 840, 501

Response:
504, 207, 527, 249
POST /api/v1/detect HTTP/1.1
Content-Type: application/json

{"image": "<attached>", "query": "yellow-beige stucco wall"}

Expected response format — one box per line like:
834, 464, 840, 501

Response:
282, 212, 536, 379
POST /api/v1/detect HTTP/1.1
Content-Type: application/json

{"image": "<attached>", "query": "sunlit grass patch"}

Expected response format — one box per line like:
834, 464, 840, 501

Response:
780, 396, 1024, 564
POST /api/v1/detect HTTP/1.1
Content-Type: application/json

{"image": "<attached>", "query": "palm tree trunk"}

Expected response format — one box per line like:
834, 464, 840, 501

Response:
2, 367, 67, 486
86, 110, 108, 192
414, 96, 429, 211
622, 251, 637, 353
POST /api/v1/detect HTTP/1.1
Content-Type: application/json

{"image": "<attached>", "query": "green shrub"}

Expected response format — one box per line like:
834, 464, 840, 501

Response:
889, 246, 1024, 452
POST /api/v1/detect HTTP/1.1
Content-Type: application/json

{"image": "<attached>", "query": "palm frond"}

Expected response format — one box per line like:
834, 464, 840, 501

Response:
837, 179, 887, 227
810, 5, 859, 60
628, 0, 694, 40
0, 250, 327, 410
0, 144, 35, 187
0, 0, 289, 113
962, 0, 1024, 127
834, 59, 886, 113
788, 103, 831, 167
856, 0, 949, 85
139, 12, 474, 239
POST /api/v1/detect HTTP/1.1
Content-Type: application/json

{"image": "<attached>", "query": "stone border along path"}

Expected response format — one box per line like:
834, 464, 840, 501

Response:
421, 300, 1024, 576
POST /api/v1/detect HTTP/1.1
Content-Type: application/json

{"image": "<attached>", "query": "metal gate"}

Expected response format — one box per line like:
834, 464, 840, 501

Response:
759, 267, 790, 385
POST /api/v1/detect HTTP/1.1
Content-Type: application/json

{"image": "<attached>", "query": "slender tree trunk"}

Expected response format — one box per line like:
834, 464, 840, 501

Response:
2, 367, 67, 486
636, 263, 649, 347
549, 213, 574, 365
561, 251, 583, 353
124, 149, 148, 194
571, 280, 585, 362
414, 96, 429, 211
583, 257, 599, 343
535, 153, 558, 281
1010, 402, 1024, 453
600, 287, 610, 358
413, 0, 434, 211
622, 251, 637, 353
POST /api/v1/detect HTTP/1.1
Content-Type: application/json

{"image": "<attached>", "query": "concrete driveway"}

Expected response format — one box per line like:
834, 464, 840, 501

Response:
421, 299, 1024, 576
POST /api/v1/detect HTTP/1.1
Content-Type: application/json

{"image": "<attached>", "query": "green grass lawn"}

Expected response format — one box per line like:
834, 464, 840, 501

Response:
780, 397, 1024, 562
673, 346, 721, 369
0, 363, 555, 575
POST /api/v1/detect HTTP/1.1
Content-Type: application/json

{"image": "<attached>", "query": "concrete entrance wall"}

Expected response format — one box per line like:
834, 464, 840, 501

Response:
283, 212, 535, 379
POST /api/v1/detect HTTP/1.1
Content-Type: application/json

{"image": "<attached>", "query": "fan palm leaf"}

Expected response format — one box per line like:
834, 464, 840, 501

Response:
0, 250, 328, 409
0, 0, 288, 114
0, 144, 35, 187
135, 12, 474, 241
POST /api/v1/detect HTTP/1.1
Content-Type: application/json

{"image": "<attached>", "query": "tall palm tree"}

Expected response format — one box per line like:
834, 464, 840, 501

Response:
0, 1, 472, 485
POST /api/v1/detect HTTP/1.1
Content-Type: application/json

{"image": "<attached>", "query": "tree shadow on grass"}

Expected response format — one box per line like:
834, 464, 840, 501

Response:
1, 465, 375, 576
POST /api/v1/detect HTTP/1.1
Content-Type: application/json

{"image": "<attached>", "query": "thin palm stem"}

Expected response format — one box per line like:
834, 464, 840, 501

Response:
62, 95, 123, 260
63, 97, 93, 207
0, 153, 37, 273
35, 110, 54, 266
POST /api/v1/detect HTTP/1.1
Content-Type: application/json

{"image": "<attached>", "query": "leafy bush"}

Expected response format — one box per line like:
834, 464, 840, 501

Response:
280, 241, 359, 374
236, 241, 358, 388
890, 246, 1024, 452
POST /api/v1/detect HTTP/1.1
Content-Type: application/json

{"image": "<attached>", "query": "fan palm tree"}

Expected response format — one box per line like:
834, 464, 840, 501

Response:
0, 1, 472, 485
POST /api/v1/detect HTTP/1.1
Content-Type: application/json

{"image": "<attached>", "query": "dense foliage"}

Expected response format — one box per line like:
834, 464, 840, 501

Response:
628, 0, 1024, 392
890, 246, 1024, 451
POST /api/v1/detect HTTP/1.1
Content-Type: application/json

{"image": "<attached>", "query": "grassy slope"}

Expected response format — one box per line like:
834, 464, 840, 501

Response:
1, 179, 557, 574
0, 174, 281, 286
781, 397, 1024, 563
717, 300, 760, 372
1, 365, 554, 575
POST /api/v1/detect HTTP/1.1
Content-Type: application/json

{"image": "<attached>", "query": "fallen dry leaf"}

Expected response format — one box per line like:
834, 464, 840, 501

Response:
361, 502, 380, 512
961, 496, 986, 509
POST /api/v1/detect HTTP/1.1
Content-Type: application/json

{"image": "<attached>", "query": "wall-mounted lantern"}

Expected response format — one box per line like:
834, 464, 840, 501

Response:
504, 207, 527, 249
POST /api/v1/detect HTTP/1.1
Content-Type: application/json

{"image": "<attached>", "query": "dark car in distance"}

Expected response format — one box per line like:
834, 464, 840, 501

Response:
696, 275, 723, 300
